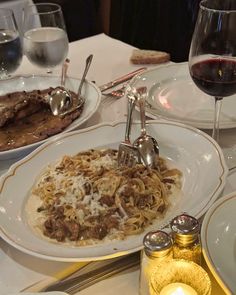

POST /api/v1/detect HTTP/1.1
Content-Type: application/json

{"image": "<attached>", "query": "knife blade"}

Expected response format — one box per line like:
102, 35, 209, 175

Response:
43, 252, 140, 294
99, 67, 147, 93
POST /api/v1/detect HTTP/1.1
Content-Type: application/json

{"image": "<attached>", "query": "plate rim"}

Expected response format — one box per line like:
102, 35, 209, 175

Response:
0, 74, 101, 159
0, 120, 228, 261
201, 192, 236, 294
133, 62, 236, 129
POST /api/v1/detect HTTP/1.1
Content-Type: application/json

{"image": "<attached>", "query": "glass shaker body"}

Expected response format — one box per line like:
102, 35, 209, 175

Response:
139, 230, 173, 295
170, 213, 201, 265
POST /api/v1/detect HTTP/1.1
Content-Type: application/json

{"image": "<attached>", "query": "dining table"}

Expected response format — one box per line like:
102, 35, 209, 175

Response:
0, 33, 235, 295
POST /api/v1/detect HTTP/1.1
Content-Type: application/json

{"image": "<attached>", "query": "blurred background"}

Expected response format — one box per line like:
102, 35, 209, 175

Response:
2, 0, 201, 62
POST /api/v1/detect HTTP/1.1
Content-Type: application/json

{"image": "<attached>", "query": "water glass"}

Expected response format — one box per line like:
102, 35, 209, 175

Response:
0, 8, 23, 78
23, 3, 69, 73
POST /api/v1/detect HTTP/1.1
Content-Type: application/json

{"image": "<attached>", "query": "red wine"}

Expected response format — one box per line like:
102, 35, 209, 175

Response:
190, 59, 236, 97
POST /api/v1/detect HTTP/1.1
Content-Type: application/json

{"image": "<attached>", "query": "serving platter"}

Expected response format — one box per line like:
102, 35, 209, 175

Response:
201, 192, 236, 294
0, 120, 227, 261
0, 74, 101, 161
133, 62, 236, 129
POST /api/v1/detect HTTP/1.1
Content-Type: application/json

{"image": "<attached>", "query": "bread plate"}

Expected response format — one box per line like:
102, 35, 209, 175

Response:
132, 62, 236, 129
0, 74, 101, 161
0, 120, 227, 261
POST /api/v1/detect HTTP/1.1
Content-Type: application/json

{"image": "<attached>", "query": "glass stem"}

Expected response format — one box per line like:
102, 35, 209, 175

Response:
212, 97, 223, 143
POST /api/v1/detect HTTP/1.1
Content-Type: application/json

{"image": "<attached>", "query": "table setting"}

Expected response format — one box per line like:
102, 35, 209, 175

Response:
0, 1, 236, 295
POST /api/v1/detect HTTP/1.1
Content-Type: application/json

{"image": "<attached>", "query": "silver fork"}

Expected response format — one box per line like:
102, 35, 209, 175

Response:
102, 84, 126, 99
101, 85, 127, 106
100, 67, 147, 106
117, 88, 139, 167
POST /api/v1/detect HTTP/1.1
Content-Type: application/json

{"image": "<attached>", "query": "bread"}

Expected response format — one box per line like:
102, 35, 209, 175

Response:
130, 49, 170, 65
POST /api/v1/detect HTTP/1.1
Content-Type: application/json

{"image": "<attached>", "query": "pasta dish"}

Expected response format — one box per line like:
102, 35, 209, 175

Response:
26, 149, 182, 245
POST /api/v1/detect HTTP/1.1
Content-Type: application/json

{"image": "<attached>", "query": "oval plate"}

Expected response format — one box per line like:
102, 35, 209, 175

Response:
0, 75, 101, 160
133, 62, 236, 130
0, 120, 227, 261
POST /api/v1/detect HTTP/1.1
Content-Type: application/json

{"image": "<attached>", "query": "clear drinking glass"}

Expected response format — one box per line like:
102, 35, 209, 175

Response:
0, 8, 23, 79
188, 0, 236, 143
23, 3, 69, 73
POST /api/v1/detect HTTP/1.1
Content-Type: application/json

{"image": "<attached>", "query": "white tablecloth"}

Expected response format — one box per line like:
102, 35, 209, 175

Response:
0, 33, 155, 295
0, 34, 231, 295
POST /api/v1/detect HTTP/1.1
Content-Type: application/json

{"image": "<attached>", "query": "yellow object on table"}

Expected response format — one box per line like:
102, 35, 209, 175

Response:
149, 259, 211, 295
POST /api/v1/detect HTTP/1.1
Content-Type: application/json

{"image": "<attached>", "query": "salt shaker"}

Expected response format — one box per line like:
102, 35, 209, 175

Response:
170, 213, 201, 265
139, 230, 173, 295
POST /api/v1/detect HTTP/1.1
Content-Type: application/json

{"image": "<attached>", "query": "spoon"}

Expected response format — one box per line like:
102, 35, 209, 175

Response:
133, 87, 159, 169
58, 54, 93, 117
76, 54, 93, 105
48, 59, 72, 116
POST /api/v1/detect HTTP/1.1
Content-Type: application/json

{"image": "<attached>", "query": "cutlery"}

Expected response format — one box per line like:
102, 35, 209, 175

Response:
77, 54, 93, 103
48, 59, 72, 116
102, 84, 127, 99
20, 261, 90, 292
61, 58, 70, 86
117, 87, 139, 167
99, 67, 147, 93
133, 87, 159, 169
42, 252, 140, 294
59, 54, 93, 117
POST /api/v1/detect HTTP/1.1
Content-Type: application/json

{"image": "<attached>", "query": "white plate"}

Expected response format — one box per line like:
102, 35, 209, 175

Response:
0, 120, 227, 261
0, 75, 101, 161
133, 62, 236, 129
201, 192, 236, 294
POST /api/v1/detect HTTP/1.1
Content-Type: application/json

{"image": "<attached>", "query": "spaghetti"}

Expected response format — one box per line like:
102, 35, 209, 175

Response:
26, 149, 182, 245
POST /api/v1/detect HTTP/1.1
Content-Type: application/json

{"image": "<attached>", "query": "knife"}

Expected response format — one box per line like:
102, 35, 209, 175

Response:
42, 252, 140, 294
99, 67, 147, 93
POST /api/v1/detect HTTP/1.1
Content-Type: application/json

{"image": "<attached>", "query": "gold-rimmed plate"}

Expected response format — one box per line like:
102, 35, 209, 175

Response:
201, 192, 236, 294
0, 74, 101, 160
133, 62, 236, 130
0, 121, 227, 261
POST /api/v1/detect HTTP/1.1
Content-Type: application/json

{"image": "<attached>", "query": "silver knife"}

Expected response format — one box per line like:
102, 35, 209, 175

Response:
99, 67, 147, 93
43, 252, 140, 294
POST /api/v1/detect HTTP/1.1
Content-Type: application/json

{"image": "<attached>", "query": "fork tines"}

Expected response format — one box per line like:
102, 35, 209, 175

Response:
117, 143, 138, 167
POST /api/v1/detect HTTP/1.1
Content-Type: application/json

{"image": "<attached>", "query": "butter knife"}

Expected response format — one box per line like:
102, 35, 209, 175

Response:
43, 252, 140, 294
99, 67, 147, 93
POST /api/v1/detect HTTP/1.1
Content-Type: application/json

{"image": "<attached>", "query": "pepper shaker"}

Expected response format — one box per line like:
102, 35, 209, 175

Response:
170, 213, 201, 265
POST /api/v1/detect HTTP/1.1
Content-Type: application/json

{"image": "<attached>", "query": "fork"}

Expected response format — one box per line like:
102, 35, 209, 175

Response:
102, 84, 126, 99
117, 88, 139, 167
100, 67, 147, 105
101, 85, 127, 106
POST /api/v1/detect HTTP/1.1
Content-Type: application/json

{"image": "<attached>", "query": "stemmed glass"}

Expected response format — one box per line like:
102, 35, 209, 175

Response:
188, 0, 236, 143
23, 3, 69, 73
0, 8, 23, 79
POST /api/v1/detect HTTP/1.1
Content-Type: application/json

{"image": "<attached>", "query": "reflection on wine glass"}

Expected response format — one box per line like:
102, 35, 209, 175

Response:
0, 9, 23, 79
23, 3, 69, 73
188, 0, 236, 143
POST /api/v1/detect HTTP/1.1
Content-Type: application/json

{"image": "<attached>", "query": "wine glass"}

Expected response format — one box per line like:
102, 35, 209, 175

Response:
188, 0, 236, 143
0, 8, 23, 79
23, 3, 69, 73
